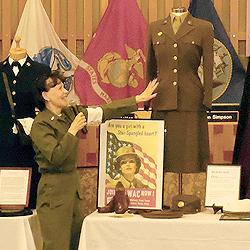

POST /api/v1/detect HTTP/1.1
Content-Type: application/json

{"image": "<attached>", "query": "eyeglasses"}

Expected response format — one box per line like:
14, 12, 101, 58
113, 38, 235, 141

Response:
120, 159, 136, 165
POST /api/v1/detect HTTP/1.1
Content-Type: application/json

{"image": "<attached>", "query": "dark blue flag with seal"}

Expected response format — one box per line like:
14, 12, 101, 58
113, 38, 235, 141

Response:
189, 0, 246, 104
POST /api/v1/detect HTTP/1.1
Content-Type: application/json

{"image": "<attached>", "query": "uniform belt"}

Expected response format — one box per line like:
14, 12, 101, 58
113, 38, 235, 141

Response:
40, 169, 74, 174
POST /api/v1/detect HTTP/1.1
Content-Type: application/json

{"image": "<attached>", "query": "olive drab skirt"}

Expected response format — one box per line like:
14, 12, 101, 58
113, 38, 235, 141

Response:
152, 110, 209, 173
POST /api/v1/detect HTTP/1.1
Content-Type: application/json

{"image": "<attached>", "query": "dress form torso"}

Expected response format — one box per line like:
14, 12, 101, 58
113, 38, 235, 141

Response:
170, 9, 188, 33
146, 10, 214, 172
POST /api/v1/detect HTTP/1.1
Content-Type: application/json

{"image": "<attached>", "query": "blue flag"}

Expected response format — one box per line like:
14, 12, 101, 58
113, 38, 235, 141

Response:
189, 0, 246, 104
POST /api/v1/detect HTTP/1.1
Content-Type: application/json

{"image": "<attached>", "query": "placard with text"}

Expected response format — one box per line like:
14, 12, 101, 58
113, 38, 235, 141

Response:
0, 167, 31, 209
205, 165, 241, 207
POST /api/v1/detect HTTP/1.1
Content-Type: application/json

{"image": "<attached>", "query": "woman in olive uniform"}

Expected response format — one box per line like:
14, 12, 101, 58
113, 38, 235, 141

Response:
30, 71, 158, 250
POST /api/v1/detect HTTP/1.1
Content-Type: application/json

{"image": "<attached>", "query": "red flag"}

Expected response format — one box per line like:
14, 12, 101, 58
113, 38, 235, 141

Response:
75, 0, 147, 105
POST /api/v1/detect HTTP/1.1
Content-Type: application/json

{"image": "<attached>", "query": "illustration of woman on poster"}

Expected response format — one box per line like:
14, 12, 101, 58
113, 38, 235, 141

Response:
106, 145, 149, 189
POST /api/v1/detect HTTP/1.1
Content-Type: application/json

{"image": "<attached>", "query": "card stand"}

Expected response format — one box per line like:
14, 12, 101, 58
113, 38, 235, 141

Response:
0, 205, 32, 217
0, 167, 33, 216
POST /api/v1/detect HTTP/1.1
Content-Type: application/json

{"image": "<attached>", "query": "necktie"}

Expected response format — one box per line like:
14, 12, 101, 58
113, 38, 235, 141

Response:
172, 16, 182, 34
11, 61, 21, 76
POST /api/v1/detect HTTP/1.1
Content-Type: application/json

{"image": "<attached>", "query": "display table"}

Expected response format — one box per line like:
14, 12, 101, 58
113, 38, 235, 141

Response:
79, 210, 250, 250
0, 213, 37, 250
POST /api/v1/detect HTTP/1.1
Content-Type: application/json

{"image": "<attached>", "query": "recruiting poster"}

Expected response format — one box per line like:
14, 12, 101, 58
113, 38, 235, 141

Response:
98, 119, 164, 210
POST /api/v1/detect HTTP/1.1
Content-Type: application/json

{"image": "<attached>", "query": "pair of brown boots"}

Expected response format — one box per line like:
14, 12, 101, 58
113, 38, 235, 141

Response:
98, 181, 130, 214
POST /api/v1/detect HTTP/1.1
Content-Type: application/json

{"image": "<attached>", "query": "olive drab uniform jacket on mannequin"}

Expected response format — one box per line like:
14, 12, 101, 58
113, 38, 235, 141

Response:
146, 13, 214, 173
0, 56, 51, 208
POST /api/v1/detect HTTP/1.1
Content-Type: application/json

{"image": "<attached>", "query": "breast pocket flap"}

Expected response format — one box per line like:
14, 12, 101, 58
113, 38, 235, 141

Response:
49, 197, 65, 209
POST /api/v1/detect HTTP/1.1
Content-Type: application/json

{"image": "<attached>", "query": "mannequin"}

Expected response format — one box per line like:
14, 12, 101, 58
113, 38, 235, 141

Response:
9, 36, 27, 61
170, 7, 188, 34
146, 8, 214, 175
0, 37, 51, 209
171, 7, 187, 13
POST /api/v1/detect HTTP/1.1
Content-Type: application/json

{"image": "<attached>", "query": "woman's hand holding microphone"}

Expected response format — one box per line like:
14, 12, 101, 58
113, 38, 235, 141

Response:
68, 112, 87, 136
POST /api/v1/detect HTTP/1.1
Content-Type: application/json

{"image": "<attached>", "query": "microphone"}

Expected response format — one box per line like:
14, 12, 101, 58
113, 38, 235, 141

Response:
69, 100, 88, 134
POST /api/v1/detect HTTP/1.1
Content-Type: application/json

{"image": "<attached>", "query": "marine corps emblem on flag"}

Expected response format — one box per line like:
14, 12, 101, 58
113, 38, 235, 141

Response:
97, 45, 145, 89
198, 38, 233, 101
74, 0, 147, 105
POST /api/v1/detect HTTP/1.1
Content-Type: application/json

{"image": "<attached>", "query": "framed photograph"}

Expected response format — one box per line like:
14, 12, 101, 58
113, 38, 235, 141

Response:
205, 164, 241, 207
98, 119, 164, 210
0, 167, 32, 209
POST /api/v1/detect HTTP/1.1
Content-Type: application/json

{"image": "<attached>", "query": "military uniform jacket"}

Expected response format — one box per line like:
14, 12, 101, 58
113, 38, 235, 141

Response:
146, 13, 214, 111
30, 97, 137, 198
0, 56, 50, 165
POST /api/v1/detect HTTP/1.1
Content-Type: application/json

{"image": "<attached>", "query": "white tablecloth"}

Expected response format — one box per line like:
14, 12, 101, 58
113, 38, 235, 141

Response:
79, 210, 250, 250
0, 214, 36, 250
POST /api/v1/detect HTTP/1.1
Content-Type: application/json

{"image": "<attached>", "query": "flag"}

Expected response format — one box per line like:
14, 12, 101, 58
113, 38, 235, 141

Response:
189, 0, 246, 104
12, 0, 79, 103
106, 132, 157, 189
74, 0, 147, 106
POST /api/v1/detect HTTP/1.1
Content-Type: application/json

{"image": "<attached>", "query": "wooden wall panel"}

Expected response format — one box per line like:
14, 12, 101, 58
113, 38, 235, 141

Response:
83, 0, 92, 51
148, 0, 158, 23
2, 0, 11, 59
230, 0, 239, 51
141, 0, 149, 22
100, 0, 108, 18
214, 0, 223, 18
157, 0, 165, 20
18, 0, 26, 20
0, 0, 248, 64
11, 0, 19, 38
67, 0, 77, 55
42, 0, 51, 19
59, 0, 68, 39
165, 0, 173, 17
51, 0, 60, 34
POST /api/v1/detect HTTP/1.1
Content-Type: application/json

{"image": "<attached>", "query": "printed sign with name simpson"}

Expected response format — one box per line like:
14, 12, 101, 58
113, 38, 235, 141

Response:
98, 119, 164, 209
